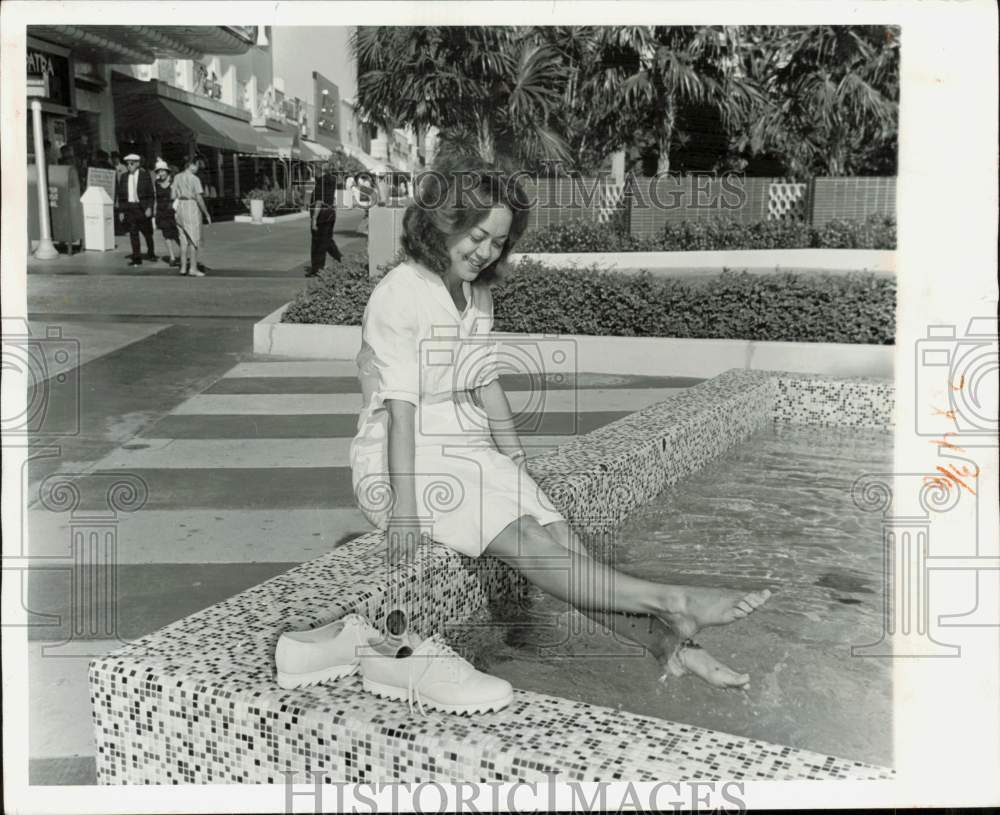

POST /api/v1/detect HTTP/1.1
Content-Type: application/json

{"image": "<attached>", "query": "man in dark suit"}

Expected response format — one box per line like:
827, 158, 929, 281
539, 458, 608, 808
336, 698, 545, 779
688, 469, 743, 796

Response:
116, 153, 156, 266
305, 161, 343, 277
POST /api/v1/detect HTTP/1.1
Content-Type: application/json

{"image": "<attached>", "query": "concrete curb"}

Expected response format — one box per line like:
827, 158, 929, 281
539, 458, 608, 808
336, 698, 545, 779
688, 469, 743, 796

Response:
233, 211, 309, 225
510, 248, 896, 275
254, 306, 893, 377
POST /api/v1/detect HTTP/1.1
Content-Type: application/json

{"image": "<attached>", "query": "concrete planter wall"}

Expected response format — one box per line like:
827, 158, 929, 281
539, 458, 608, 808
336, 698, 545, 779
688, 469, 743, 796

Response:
510, 249, 895, 276
233, 211, 309, 225
256, 305, 894, 378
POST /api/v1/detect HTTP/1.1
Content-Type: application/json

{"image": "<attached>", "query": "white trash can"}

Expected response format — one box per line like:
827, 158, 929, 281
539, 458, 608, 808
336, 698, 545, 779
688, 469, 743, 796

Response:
81, 185, 114, 252
249, 198, 265, 223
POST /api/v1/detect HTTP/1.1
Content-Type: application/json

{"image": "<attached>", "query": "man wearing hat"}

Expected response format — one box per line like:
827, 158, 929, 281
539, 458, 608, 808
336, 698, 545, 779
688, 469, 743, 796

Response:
116, 153, 156, 266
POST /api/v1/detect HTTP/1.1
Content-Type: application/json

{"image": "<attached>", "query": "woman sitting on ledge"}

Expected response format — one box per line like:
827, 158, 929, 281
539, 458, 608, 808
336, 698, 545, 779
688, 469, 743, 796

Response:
349, 154, 771, 688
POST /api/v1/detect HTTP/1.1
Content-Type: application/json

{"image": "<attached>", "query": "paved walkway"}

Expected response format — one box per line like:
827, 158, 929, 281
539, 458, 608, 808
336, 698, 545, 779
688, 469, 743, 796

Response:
24, 340, 701, 784
28, 208, 366, 277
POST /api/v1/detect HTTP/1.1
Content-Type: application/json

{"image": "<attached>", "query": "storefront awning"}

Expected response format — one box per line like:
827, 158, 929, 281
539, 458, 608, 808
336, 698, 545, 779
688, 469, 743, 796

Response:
255, 132, 300, 160
115, 93, 223, 149
114, 93, 267, 155
299, 140, 332, 162
196, 108, 265, 154
340, 143, 396, 173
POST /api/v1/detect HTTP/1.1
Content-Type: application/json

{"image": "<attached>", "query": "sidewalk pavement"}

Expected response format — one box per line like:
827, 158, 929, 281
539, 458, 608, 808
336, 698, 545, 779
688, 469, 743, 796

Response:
28, 207, 366, 277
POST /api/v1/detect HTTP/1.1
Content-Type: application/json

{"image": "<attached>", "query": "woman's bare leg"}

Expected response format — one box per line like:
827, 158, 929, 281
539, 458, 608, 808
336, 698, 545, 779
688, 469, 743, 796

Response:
543, 520, 751, 689
178, 239, 189, 274
484, 515, 771, 640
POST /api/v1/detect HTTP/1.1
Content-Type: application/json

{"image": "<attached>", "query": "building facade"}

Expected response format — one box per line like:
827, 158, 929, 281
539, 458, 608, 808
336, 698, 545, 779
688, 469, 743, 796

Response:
26, 25, 418, 223
270, 26, 413, 172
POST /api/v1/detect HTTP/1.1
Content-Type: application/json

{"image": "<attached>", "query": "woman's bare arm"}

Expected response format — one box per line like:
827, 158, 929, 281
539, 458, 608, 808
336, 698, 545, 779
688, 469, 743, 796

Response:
385, 398, 422, 561
474, 379, 525, 459
196, 191, 211, 222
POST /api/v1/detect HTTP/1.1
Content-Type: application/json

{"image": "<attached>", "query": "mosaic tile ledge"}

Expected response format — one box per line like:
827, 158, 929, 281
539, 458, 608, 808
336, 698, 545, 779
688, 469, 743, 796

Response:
91, 662, 892, 784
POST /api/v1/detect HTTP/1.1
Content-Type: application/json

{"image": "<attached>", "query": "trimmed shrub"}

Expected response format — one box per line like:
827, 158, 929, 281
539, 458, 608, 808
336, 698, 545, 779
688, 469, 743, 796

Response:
281, 253, 375, 325
516, 221, 654, 253
518, 214, 897, 253
242, 187, 304, 216
282, 255, 895, 345
812, 216, 897, 249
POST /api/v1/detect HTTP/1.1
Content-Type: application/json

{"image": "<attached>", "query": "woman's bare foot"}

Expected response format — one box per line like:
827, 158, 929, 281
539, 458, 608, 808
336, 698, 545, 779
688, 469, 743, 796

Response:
661, 640, 750, 690
659, 586, 772, 639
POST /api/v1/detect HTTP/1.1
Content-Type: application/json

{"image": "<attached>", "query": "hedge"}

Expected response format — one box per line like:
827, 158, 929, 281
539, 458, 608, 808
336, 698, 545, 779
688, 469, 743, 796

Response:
517, 214, 897, 253
241, 187, 305, 216
282, 255, 895, 345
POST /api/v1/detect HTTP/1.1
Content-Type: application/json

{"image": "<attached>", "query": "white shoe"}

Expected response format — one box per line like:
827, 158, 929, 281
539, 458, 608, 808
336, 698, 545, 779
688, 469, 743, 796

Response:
359, 634, 513, 715
275, 613, 379, 689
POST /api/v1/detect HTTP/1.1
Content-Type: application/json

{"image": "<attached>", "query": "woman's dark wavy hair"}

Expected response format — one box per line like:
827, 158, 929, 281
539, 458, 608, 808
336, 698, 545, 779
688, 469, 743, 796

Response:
401, 153, 531, 285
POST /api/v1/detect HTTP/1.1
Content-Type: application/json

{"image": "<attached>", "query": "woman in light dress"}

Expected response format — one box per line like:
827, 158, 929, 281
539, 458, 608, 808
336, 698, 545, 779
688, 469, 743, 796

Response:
349, 155, 772, 689
171, 155, 212, 277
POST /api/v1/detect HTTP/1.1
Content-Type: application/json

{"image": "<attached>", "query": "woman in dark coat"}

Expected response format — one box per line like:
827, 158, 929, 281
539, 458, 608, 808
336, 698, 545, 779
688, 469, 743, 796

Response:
153, 159, 181, 268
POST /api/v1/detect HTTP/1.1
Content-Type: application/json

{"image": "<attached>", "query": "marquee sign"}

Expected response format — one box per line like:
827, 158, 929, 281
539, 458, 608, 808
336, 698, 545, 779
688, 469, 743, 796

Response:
26, 38, 75, 114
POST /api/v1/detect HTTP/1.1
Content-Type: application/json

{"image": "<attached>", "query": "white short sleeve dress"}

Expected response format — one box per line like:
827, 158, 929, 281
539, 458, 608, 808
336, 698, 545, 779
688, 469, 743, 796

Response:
349, 261, 564, 557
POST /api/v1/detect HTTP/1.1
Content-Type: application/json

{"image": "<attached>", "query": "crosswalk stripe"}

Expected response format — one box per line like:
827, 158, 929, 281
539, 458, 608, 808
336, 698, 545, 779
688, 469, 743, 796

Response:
27, 508, 373, 564
86, 436, 580, 470
65, 467, 359, 510
224, 361, 361, 378
171, 388, 683, 416
143, 411, 630, 439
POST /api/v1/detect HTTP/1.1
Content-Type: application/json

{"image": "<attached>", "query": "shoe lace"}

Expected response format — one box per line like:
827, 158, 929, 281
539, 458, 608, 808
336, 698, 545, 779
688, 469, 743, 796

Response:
406, 668, 428, 717
403, 638, 463, 717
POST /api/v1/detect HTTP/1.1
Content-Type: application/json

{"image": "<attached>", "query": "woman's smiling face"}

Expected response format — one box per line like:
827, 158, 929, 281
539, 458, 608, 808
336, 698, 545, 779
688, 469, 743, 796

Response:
445, 205, 512, 281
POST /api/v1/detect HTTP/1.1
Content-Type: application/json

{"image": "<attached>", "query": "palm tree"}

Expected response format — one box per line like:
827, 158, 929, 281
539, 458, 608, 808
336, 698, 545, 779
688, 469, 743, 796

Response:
352, 26, 574, 167
573, 26, 764, 173
734, 26, 900, 177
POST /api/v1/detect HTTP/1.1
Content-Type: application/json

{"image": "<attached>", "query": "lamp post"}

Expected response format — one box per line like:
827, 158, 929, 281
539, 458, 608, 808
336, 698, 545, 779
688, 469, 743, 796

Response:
29, 93, 59, 260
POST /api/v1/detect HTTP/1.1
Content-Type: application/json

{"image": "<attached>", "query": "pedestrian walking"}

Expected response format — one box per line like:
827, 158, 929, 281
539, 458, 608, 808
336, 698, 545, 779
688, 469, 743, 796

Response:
353, 172, 377, 236
90, 150, 113, 170
116, 153, 156, 267
153, 159, 181, 268
171, 155, 212, 277
112, 151, 127, 179
305, 160, 343, 277
110, 151, 128, 234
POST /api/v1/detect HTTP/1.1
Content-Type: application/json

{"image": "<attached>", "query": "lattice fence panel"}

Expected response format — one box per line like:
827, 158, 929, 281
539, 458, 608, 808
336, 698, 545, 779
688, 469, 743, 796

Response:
768, 180, 809, 221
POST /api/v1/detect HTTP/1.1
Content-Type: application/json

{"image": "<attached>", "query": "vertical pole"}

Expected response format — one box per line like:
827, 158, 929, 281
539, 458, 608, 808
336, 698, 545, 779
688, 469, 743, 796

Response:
233, 153, 240, 200
217, 148, 225, 199
31, 99, 59, 260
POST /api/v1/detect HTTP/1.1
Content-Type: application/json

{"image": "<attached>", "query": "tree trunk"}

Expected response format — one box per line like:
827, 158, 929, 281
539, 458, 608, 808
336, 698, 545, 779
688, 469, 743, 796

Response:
656, 140, 672, 174
656, 96, 675, 174
477, 117, 496, 164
